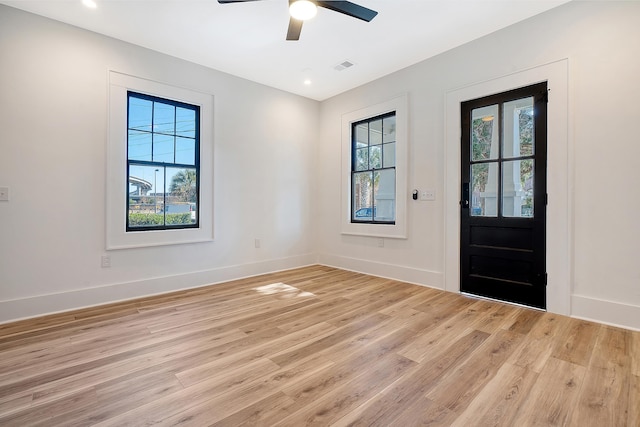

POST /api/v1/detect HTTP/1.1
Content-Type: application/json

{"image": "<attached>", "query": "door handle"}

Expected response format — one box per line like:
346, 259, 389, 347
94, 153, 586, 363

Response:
461, 183, 470, 208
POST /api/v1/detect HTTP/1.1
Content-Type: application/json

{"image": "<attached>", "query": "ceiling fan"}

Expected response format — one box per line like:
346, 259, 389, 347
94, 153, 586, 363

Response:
217, 0, 378, 41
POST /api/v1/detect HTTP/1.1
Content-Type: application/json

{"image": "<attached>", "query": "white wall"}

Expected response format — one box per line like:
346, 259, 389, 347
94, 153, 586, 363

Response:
317, 1, 640, 330
2, 2, 639, 331
0, 5, 319, 322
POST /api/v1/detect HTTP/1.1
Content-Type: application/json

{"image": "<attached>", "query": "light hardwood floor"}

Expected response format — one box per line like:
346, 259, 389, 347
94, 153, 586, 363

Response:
0, 265, 638, 426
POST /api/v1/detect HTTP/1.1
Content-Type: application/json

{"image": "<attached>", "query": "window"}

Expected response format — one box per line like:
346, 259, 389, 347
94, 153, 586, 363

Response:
341, 94, 408, 239
127, 92, 200, 231
351, 112, 396, 224
107, 72, 214, 249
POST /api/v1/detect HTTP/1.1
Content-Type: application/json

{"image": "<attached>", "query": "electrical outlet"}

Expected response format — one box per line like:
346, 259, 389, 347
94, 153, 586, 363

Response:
0, 187, 8, 201
101, 255, 111, 268
377, 238, 384, 248
254, 239, 261, 249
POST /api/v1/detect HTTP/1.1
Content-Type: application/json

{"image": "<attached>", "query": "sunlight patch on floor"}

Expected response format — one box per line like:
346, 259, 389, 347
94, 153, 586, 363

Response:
253, 283, 315, 298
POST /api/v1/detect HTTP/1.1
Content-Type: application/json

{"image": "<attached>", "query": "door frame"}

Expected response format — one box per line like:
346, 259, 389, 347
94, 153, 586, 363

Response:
444, 59, 571, 316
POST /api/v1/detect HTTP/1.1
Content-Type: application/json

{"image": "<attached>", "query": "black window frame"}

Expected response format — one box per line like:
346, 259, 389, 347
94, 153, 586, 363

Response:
350, 111, 396, 225
126, 91, 200, 232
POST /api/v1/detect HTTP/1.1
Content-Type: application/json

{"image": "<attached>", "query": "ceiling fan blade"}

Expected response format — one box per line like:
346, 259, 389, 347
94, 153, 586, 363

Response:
316, 1, 378, 22
286, 18, 303, 41
217, 0, 263, 3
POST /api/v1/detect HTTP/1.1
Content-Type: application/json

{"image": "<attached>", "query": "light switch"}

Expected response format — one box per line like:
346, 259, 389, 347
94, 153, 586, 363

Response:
0, 187, 8, 201
420, 189, 435, 201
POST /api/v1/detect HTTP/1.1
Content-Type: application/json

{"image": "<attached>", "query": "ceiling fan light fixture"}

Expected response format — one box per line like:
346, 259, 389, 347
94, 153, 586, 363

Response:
289, 0, 317, 21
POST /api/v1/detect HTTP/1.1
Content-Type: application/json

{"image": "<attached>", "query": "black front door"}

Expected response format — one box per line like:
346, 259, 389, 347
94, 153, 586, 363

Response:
460, 82, 548, 309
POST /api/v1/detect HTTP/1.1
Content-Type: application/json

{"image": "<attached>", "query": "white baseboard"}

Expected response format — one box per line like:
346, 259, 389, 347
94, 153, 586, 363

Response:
0, 253, 318, 325
571, 294, 640, 332
318, 253, 444, 290
321, 255, 640, 332
6, 255, 637, 333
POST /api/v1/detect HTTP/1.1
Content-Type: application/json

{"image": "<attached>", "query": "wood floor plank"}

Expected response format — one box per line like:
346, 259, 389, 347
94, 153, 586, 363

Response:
331, 329, 489, 427
474, 302, 521, 333
0, 265, 638, 426
398, 300, 501, 363
508, 311, 571, 373
511, 356, 586, 426
153, 354, 335, 427
570, 326, 632, 427
0, 387, 98, 427
273, 353, 416, 426
0, 323, 251, 397
390, 397, 455, 426
425, 329, 524, 414
269, 312, 391, 368
43, 371, 184, 426
175, 321, 336, 388
629, 374, 640, 427
0, 392, 33, 420
278, 327, 425, 410
210, 391, 296, 427
26, 327, 248, 406
377, 286, 444, 317
449, 362, 539, 427
632, 329, 640, 376
505, 307, 544, 335
93, 358, 283, 427
552, 317, 601, 367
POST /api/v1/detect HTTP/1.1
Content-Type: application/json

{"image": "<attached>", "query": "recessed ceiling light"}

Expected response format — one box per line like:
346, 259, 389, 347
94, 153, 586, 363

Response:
82, 0, 97, 9
304, 79, 312, 86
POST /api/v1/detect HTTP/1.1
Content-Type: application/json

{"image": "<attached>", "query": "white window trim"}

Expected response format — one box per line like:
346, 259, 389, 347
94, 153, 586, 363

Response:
341, 94, 408, 239
107, 71, 214, 249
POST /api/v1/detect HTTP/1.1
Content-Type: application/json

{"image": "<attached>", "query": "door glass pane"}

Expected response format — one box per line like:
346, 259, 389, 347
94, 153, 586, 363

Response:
352, 171, 373, 221
374, 169, 395, 222
503, 97, 534, 158
471, 162, 498, 217
471, 105, 499, 161
502, 159, 534, 217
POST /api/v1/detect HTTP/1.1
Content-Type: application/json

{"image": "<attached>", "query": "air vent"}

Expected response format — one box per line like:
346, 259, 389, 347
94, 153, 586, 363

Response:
334, 60, 354, 71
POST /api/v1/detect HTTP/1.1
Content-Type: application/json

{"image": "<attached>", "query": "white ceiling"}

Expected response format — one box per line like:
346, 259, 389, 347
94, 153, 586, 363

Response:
1, 0, 570, 100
